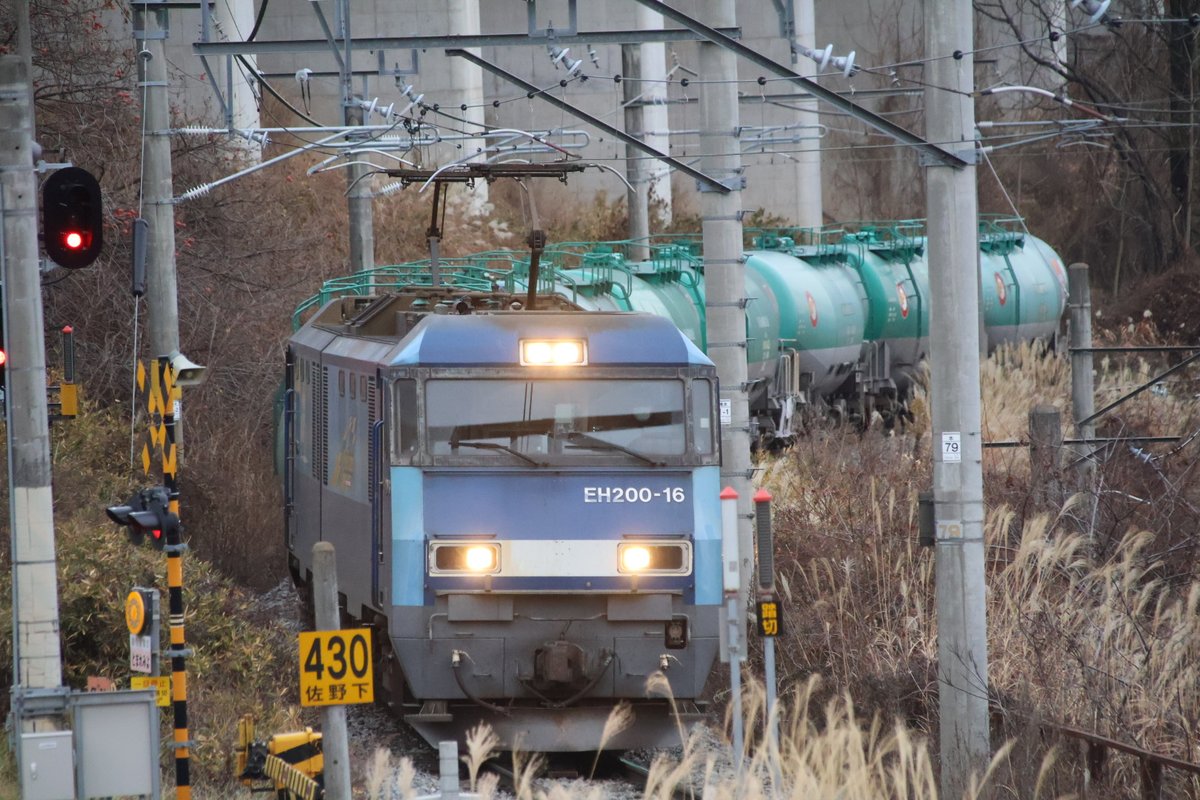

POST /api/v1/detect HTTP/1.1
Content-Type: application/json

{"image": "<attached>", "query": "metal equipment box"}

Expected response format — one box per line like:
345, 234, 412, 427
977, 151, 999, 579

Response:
71, 689, 159, 799
19, 731, 75, 800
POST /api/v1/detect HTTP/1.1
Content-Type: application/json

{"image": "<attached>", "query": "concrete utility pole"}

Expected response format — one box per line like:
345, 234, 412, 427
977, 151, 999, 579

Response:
2, 7, 64, 694
212, 0, 261, 154
622, 42, 651, 261
636, 3, 672, 224
696, 0, 755, 618
1068, 263, 1097, 535
791, 0, 822, 228
345, 106, 374, 273
142, 8, 181, 360
923, 0, 991, 796
446, 0, 488, 214
338, 0, 374, 274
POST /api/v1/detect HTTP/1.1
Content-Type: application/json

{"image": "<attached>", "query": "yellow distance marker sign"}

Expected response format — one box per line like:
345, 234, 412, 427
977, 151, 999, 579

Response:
298, 629, 374, 707
125, 591, 147, 635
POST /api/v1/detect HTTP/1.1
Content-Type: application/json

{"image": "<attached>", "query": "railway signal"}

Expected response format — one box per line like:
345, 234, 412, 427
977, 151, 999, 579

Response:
106, 487, 178, 551
42, 166, 103, 269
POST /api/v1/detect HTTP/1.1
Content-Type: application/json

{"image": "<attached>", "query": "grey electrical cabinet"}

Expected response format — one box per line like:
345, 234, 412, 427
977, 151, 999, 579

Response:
71, 689, 160, 799
19, 731, 75, 800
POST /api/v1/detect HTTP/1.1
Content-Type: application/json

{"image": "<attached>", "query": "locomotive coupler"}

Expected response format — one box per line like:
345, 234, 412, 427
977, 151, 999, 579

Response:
534, 640, 587, 688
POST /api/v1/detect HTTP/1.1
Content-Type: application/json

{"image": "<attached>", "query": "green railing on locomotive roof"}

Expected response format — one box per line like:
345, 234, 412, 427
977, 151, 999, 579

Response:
292, 256, 523, 329
291, 253, 583, 329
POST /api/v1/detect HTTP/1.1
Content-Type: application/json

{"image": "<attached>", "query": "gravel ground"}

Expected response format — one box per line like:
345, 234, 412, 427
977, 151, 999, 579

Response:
342, 704, 737, 800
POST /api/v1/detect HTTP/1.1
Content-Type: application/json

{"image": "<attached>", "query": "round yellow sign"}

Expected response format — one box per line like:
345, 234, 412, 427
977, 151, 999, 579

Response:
125, 591, 146, 635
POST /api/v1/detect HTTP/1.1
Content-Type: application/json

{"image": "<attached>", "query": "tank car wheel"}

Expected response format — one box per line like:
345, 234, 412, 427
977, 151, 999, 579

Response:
829, 398, 849, 426
857, 394, 876, 432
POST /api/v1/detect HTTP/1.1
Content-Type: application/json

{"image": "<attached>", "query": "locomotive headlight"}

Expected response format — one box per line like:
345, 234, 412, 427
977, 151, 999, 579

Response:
465, 545, 497, 572
431, 542, 501, 575
520, 338, 587, 366
618, 542, 691, 575
620, 545, 652, 573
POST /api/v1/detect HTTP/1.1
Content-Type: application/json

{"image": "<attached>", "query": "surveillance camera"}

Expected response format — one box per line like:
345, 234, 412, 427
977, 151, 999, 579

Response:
167, 350, 208, 388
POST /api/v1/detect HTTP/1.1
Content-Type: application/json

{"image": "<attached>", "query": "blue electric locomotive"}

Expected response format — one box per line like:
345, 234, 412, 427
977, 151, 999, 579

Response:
284, 287, 724, 750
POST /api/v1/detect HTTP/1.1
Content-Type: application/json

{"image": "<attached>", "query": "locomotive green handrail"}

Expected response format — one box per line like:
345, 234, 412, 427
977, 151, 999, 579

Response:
292, 252, 593, 329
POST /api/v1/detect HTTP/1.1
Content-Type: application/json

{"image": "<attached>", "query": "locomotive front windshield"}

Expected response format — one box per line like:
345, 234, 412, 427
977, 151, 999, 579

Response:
420, 378, 713, 463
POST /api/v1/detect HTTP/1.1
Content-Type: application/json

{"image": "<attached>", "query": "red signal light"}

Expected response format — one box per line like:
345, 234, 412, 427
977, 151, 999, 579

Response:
151, 528, 163, 544
63, 230, 87, 250
0, 350, 6, 368
43, 167, 103, 269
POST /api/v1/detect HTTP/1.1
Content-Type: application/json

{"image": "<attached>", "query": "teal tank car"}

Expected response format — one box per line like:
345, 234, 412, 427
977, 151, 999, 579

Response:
978, 219, 1069, 348
539, 218, 1066, 437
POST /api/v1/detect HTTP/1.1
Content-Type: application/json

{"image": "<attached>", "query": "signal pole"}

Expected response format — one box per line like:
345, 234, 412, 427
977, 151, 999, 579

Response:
696, 0, 755, 623
1, 3, 64, 694
924, 0, 991, 796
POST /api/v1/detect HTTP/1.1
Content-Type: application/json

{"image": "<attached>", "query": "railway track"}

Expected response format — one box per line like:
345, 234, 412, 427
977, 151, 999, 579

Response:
476, 752, 699, 799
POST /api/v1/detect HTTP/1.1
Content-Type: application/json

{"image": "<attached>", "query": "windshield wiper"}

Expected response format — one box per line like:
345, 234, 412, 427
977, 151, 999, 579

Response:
452, 440, 548, 467
562, 430, 665, 466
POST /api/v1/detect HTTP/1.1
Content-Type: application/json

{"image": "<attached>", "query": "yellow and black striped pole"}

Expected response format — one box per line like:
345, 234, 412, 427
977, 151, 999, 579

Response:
159, 356, 191, 800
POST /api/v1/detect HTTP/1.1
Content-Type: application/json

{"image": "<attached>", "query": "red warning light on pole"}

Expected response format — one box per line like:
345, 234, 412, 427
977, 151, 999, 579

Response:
42, 167, 103, 269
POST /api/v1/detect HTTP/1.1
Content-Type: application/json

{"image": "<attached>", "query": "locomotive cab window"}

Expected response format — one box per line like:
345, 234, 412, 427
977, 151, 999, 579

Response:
691, 379, 715, 455
392, 379, 419, 460
424, 378, 697, 463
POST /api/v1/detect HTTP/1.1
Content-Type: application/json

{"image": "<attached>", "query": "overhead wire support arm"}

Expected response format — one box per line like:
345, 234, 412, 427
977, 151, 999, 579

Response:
309, 1, 346, 72
445, 49, 731, 193
382, 162, 590, 185
627, 0, 970, 169
191, 27, 744, 57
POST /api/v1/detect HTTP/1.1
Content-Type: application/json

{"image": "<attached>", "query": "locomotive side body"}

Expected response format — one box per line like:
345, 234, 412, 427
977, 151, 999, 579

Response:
285, 291, 724, 751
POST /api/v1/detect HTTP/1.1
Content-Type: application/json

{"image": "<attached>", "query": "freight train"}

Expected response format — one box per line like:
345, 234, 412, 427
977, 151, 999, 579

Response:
292, 217, 1067, 440
283, 288, 724, 751
282, 217, 1066, 750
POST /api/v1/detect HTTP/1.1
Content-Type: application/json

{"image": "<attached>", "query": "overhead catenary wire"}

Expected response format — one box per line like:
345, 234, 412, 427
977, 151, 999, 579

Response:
162, 0, 1200, 217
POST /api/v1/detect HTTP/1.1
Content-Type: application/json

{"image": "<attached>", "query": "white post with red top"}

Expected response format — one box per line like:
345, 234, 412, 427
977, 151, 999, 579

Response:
720, 486, 743, 771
